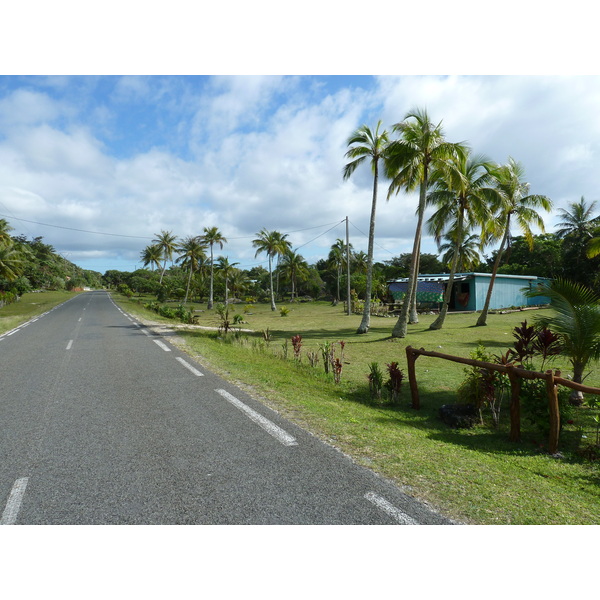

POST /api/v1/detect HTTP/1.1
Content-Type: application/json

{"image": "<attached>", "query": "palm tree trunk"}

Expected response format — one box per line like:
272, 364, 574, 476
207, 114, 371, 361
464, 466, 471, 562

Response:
393, 178, 427, 338
476, 220, 510, 327
430, 211, 464, 330
357, 159, 379, 334
571, 361, 586, 405
208, 245, 214, 309
269, 255, 276, 311
184, 265, 193, 304
409, 236, 422, 324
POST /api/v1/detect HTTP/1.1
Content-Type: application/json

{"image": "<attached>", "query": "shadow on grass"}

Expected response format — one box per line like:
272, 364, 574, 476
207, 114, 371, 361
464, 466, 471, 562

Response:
343, 384, 596, 461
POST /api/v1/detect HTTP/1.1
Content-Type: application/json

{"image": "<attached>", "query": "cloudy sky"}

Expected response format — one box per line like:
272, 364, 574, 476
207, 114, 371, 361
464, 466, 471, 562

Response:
1, 4, 598, 276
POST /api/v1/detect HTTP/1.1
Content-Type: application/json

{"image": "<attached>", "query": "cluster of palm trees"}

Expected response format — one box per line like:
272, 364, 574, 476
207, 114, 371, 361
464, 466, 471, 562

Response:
141, 228, 228, 306
141, 227, 319, 310
343, 108, 553, 336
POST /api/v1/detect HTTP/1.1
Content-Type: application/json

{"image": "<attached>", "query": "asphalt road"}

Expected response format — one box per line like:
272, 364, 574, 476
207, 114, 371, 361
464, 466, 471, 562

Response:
0, 291, 452, 525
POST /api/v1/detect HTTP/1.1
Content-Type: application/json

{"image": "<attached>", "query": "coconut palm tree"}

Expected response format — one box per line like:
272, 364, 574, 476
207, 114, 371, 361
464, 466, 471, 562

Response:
272, 231, 292, 298
476, 157, 552, 326
279, 249, 310, 301
353, 250, 368, 274
0, 239, 26, 282
176, 236, 207, 303
343, 120, 390, 334
438, 230, 482, 273
216, 255, 239, 304
201, 226, 227, 310
0, 218, 14, 245
152, 230, 178, 284
527, 278, 600, 404
386, 108, 466, 338
252, 228, 289, 310
328, 238, 352, 304
555, 197, 599, 240
140, 244, 163, 272
555, 197, 600, 281
229, 268, 250, 300
426, 152, 499, 330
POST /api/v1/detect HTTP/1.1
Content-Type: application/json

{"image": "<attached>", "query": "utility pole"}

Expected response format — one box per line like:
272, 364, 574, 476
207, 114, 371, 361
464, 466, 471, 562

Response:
346, 216, 351, 315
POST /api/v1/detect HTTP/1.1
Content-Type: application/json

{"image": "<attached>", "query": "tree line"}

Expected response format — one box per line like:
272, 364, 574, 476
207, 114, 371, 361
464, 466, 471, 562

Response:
0, 219, 102, 303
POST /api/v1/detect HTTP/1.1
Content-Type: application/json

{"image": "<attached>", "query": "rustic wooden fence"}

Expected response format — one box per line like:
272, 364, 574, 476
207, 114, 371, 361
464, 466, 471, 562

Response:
405, 345, 600, 454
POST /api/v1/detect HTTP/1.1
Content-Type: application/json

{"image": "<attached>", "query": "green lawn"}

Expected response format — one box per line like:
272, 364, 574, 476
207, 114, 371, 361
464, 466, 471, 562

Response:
0, 290, 82, 335
115, 295, 599, 525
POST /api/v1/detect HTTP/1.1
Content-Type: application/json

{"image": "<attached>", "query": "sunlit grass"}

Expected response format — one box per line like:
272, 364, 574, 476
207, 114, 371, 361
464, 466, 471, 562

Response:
0, 290, 82, 334
116, 295, 600, 524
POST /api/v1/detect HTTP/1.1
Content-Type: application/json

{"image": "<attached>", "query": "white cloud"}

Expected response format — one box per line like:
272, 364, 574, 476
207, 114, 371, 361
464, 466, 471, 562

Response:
2, 75, 600, 272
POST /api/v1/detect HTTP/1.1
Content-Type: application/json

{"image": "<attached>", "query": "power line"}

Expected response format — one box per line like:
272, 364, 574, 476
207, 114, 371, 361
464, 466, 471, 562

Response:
0, 213, 154, 240
348, 219, 395, 256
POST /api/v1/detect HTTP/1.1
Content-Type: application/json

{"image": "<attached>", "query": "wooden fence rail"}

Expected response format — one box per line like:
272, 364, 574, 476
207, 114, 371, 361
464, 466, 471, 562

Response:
405, 345, 600, 454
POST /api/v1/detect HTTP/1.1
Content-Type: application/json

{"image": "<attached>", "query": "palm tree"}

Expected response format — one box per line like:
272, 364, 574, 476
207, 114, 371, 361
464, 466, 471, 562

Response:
555, 197, 599, 239
201, 226, 227, 310
476, 157, 552, 326
272, 231, 292, 298
0, 218, 14, 245
252, 228, 289, 311
386, 108, 466, 338
279, 249, 310, 300
438, 231, 482, 273
216, 256, 239, 304
0, 240, 26, 282
152, 230, 178, 284
426, 152, 499, 330
229, 269, 250, 300
353, 250, 368, 274
343, 120, 390, 334
556, 197, 600, 279
527, 278, 600, 404
328, 238, 352, 304
140, 244, 163, 272
176, 236, 207, 303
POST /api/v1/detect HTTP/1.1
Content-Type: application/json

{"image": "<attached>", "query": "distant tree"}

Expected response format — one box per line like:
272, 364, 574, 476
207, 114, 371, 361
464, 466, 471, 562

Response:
152, 230, 178, 285
141, 244, 163, 272
176, 236, 207, 304
279, 250, 310, 301
201, 226, 227, 309
216, 256, 239, 304
252, 229, 289, 310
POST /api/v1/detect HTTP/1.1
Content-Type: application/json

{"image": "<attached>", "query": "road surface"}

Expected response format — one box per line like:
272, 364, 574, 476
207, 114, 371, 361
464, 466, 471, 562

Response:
0, 291, 452, 525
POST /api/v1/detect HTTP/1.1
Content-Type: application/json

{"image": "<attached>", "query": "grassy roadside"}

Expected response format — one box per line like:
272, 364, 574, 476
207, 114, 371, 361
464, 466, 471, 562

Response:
0, 290, 82, 335
116, 295, 600, 525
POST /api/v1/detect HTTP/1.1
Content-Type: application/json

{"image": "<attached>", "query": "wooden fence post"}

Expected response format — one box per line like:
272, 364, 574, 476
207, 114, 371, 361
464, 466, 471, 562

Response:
507, 365, 521, 442
405, 346, 420, 410
545, 370, 560, 454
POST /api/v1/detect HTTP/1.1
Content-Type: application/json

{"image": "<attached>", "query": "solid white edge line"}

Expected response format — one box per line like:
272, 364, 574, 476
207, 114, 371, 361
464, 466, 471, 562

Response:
364, 492, 419, 525
215, 389, 298, 447
153, 339, 171, 352
1, 477, 29, 525
175, 357, 204, 376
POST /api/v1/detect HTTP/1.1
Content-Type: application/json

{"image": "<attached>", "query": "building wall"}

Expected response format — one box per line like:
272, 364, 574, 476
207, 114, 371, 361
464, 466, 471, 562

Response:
471, 275, 550, 310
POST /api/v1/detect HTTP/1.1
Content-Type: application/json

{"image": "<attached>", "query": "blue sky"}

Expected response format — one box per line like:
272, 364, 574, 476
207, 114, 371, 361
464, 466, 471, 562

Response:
1, 5, 599, 277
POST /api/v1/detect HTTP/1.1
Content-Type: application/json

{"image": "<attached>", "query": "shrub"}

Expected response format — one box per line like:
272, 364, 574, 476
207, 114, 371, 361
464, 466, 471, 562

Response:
291, 335, 302, 360
385, 362, 404, 404
367, 362, 384, 402
280, 306, 290, 317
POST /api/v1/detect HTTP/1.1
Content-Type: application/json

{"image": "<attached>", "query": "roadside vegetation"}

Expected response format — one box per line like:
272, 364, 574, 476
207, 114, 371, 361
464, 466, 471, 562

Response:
115, 294, 600, 525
